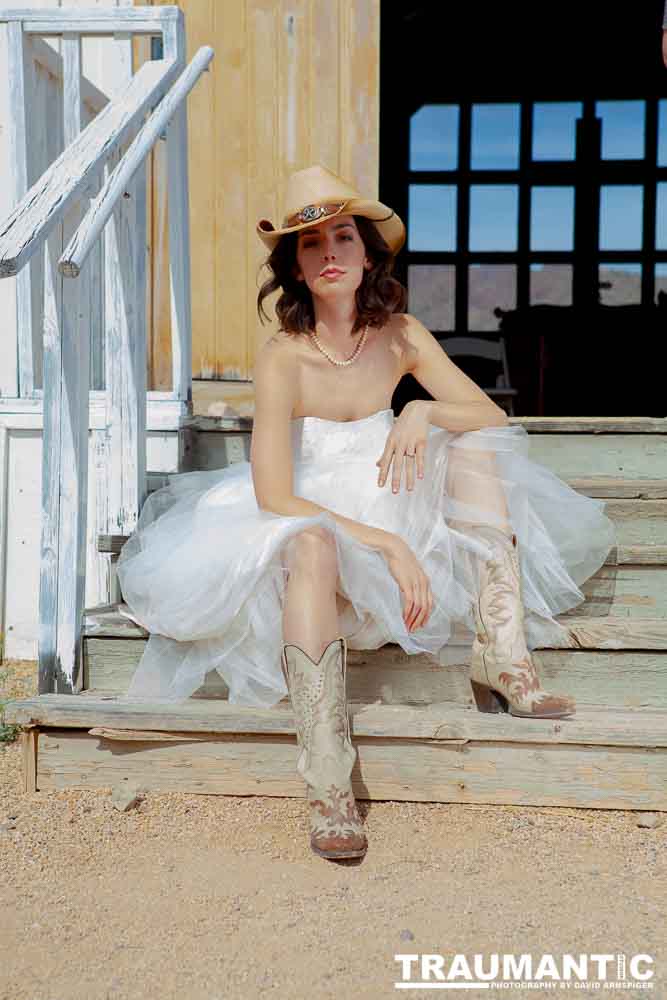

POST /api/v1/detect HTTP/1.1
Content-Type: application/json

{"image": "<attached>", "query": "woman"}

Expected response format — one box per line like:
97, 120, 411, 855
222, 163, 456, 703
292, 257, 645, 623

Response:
116, 164, 616, 863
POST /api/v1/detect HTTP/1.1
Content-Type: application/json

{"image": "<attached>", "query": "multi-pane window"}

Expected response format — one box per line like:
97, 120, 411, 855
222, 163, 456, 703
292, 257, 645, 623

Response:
406, 98, 667, 332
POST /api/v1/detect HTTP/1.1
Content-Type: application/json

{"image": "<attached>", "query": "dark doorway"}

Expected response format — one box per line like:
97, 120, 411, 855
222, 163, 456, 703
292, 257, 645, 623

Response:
381, 2, 667, 417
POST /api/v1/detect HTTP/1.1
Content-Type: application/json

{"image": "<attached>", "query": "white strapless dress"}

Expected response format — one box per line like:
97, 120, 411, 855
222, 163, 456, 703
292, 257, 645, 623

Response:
116, 408, 617, 707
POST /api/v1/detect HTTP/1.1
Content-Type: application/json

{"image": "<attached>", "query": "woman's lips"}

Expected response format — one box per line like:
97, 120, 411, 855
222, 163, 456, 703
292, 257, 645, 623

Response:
321, 270, 344, 279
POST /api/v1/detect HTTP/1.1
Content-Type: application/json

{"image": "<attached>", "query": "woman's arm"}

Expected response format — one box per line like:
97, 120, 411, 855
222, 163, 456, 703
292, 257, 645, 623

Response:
402, 315, 509, 431
250, 337, 399, 555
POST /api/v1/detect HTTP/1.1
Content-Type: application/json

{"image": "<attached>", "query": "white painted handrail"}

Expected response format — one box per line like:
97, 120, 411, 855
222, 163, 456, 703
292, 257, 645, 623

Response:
0, 57, 180, 277
60, 45, 214, 278
0, 6, 181, 34
0, 5, 204, 695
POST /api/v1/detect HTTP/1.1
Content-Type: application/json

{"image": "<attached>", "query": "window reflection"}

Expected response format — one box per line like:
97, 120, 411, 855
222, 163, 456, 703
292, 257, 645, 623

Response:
598, 264, 642, 305
595, 100, 645, 160
532, 102, 582, 161
468, 265, 516, 330
408, 265, 455, 331
599, 186, 643, 250
530, 187, 575, 251
659, 101, 667, 167
656, 184, 667, 250
471, 104, 520, 170
469, 185, 518, 251
410, 104, 459, 171
530, 264, 573, 306
408, 185, 457, 251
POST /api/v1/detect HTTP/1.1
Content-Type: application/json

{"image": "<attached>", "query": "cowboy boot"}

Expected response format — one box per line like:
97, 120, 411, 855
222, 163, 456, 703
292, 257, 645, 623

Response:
466, 523, 576, 719
281, 636, 368, 860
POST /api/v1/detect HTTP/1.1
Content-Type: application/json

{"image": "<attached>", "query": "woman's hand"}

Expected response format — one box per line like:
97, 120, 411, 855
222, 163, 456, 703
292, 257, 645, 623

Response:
376, 400, 431, 494
381, 532, 434, 632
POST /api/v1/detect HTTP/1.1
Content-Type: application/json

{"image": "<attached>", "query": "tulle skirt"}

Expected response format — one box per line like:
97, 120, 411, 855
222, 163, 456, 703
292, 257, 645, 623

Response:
115, 410, 617, 707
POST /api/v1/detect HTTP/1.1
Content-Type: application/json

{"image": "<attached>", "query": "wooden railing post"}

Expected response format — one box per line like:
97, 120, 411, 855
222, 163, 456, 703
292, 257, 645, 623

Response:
103, 31, 148, 567
163, 10, 193, 411
6, 20, 35, 398
38, 33, 90, 693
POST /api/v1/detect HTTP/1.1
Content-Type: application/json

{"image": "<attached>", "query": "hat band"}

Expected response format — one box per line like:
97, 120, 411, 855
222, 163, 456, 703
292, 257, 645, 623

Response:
283, 202, 347, 228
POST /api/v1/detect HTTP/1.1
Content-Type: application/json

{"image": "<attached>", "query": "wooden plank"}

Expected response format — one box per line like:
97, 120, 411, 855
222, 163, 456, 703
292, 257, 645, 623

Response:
512, 417, 667, 433
103, 39, 147, 562
603, 499, 667, 546
189, 0, 218, 379
37, 34, 90, 694
0, 8, 178, 25
163, 12, 193, 406
617, 545, 667, 565
59, 45, 214, 278
556, 617, 667, 649
83, 634, 667, 710
0, 396, 187, 431
81, 601, 667, 643
568, 478, 667, 499
526, 435, 667, 479
7, 20, 37, 395
560, 563, 667, 619
33, 727, 667, 809
175, 416, 667, 484
0, 21, 19, 397
5, 694, 667, 747
0, 9, 181, 38
0, 57, 181, 277
248, 0, 280, 371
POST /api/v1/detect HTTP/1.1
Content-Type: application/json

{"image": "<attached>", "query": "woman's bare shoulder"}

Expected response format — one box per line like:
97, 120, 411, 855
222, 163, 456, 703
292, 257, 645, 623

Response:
255, 330, 302, 370
253, 332, 303, 415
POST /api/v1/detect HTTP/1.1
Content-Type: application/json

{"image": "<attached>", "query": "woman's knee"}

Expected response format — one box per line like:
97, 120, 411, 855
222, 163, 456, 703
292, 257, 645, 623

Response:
284, 525, 338, 577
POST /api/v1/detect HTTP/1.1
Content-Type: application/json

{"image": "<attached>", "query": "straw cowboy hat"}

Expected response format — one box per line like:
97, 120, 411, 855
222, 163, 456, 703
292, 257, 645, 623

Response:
255, 164, 406, 256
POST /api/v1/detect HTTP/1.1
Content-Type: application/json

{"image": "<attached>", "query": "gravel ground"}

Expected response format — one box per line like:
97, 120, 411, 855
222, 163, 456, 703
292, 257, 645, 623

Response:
1, 660, 665, 1000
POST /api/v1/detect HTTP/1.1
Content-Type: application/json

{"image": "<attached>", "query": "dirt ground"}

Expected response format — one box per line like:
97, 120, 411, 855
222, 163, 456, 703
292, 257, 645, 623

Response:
1, 660, 665, 1000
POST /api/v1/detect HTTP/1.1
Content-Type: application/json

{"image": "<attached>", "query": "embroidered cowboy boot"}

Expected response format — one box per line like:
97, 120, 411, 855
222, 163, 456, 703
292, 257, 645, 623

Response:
467, 524, 576, 719
281, 636, 368, 860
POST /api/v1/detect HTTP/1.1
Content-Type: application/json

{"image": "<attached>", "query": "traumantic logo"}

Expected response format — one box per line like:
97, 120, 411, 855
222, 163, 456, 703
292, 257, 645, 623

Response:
394, 953, 655, 990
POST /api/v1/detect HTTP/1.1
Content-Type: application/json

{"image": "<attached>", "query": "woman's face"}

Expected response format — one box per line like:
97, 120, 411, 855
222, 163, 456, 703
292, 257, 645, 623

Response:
293, 214, 371, 301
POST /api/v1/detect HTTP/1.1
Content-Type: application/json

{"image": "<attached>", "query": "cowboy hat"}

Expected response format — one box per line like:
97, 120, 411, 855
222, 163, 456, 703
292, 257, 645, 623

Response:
255, 163, 406, 256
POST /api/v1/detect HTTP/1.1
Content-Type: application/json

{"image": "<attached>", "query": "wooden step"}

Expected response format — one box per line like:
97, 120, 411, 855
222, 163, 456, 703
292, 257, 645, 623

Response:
6, 694, 666, 810
81, 605, 667, 710
178, 415, 667, 480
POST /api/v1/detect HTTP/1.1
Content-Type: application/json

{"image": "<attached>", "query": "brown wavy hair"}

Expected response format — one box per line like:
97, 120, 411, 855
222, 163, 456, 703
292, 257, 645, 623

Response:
256, 215, 407, 335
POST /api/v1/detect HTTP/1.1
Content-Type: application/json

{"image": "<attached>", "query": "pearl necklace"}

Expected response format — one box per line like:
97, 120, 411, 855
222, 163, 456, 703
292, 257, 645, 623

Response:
308, 322, 369, 367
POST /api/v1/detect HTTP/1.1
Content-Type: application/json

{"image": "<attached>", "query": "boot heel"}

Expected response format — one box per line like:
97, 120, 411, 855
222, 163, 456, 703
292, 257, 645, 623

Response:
470, 679, 508, 714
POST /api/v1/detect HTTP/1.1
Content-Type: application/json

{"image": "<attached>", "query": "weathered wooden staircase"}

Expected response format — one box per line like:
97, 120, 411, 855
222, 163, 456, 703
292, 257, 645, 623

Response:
7, 416, 667, 811
1, 10, 665, 812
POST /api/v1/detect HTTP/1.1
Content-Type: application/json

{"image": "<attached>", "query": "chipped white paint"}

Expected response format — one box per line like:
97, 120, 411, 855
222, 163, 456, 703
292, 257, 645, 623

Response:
60, 45, 214, 278
0, 418, 180, 661
0, 56, 179, 277
7, 20, 36, 394
0, 6, 180, 33
0, 5, 203, 690
0, 396, 190, 429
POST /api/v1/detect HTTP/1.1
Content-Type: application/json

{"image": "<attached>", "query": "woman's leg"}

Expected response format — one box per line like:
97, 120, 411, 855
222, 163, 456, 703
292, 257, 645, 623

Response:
445, 437, 575, 718
280, 525, 367, 859
282, 525, 340, 657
